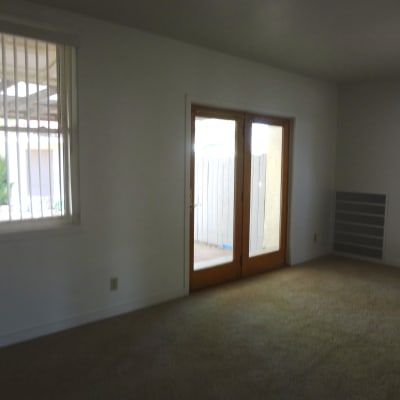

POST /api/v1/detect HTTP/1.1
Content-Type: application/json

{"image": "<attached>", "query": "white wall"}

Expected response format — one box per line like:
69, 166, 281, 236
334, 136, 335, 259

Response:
0, 0, 337, 347
337, 80, 400, 266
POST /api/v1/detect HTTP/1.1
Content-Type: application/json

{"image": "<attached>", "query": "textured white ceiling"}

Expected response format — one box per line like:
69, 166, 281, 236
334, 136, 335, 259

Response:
20, 0, 400, 82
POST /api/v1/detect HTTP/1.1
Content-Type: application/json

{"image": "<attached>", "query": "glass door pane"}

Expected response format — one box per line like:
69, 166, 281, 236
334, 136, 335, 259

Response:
249, 123, 283, 257
193, 117, 236, 270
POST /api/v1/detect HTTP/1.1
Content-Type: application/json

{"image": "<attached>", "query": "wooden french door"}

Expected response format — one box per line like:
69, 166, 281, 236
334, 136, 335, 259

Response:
190, 105, 290, 291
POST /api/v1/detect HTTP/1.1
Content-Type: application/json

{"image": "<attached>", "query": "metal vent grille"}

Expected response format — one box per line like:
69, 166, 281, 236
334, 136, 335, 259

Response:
334, 191, 386, 259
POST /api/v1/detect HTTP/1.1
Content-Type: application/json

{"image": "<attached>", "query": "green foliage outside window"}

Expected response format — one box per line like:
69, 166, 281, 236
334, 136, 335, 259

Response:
0, 155, 9, 205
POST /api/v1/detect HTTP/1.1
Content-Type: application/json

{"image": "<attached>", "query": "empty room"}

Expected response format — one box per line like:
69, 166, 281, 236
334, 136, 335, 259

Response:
1, 0, 400, 399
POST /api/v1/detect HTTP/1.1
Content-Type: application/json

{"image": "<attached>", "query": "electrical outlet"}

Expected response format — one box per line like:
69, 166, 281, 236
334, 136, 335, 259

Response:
313, 233, 317, 243
110, 277, 118, 291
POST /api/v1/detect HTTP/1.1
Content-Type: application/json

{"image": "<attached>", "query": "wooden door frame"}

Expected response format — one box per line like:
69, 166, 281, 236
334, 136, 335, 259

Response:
187, 101, 291, 291
241, 114, 290, 277
189, 104, 244, 291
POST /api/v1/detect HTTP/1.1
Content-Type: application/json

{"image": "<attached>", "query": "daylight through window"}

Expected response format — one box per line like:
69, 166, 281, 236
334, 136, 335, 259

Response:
0, 32, 77, 228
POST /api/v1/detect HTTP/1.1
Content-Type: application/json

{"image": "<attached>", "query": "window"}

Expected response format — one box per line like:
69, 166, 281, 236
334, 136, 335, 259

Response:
0, 31, 78, 231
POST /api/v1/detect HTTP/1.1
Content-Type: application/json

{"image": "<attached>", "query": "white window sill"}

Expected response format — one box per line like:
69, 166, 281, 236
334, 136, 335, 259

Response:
0, 217, 81, 242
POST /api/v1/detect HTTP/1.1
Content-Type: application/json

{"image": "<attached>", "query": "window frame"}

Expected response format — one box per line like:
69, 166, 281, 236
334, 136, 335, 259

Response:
0, 28, 79, 235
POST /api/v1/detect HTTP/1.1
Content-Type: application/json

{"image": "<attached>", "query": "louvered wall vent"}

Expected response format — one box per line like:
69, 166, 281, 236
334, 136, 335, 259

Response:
334, 191, 386, 259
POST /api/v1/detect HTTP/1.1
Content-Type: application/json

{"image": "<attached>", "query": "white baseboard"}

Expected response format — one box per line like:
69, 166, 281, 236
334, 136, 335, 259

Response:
0, 288, 186, 348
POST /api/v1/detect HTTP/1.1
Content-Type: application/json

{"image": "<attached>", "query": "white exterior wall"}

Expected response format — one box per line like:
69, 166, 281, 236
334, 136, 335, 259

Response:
0, 0, 337, 347
0, 134, 62, 219
263, 127, 283, 253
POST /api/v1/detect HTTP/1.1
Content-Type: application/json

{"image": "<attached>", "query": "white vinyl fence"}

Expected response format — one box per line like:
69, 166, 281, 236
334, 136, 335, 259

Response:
194, 154, 267, 252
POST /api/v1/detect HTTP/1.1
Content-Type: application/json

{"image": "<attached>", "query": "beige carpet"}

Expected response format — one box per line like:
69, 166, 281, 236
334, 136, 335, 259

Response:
1, 255, 400, 399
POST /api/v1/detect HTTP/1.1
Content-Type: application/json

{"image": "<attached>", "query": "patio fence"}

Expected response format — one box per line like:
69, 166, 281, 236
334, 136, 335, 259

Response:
194, 154, 267, 252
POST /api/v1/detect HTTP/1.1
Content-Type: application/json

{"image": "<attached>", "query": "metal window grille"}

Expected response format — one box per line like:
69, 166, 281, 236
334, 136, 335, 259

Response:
0, 32, 76, 225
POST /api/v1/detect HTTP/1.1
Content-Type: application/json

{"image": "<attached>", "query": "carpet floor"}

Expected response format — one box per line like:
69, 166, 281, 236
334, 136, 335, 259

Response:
1, 255, 400, 399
